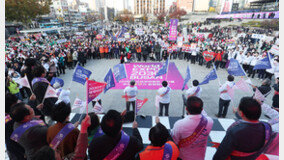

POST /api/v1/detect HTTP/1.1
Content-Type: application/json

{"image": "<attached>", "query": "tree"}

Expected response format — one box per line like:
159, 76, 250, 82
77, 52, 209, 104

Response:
154, 10, 167, 22
169, 8, 187, 20
142, 14, 148, 23
117, 9, 134, 23
5, 0, 52, 26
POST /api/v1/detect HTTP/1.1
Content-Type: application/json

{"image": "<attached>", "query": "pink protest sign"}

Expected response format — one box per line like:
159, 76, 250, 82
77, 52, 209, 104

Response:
168, 19, 179, 41
112, 62, 187, 90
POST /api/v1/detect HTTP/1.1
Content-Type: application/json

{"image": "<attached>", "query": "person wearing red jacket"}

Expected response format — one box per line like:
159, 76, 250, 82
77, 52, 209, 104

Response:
214, 50, 224, 69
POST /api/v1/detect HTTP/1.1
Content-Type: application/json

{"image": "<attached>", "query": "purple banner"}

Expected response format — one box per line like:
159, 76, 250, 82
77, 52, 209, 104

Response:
112, 62, 187, 90
216, 11, 279, 19
168, 19, 179, 41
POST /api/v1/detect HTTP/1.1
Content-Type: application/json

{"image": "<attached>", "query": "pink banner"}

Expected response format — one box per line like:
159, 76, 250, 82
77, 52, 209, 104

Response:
112, 62, 187, 90
168, 19, 179, 41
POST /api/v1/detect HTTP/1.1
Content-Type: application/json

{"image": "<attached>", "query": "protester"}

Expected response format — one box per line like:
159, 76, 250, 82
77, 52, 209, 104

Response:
123, 80, 138, 112
137, 117, 180, 160
47, 101, 80, 158
88, 110, 143, 160
5, 93, 26, 160
172, 96, 213, 160
32, 65, 58, 117
213, 97, 273, 160
185, 80, 202, 98
252, 78, 272, 99
10, 102, 48, 160
216, 75, 235, 118
157, 81, 171, 116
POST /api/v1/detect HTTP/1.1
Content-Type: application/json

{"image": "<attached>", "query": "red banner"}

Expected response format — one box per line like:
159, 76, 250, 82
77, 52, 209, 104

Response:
136, 98, 148, 113
203, 51, 215, 62
87, 80, 107, 103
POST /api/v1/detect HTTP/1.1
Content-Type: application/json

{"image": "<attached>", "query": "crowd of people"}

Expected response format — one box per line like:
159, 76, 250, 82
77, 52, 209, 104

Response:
5, 20, 279, 160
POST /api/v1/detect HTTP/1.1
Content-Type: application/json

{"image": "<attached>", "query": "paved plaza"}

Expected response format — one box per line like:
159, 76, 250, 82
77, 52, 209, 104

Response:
61, 58, 273, 120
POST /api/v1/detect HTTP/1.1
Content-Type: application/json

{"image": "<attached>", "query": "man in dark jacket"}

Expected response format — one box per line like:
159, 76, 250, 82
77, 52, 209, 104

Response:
89, 110, 143, 160
5, 93, 26, 160
10, 102, 48, 160
154, 43, 161, 61
142, 45, 148, 62
213, 97, 272, 160
252, 78, 272, 98
31, 66, 57, 117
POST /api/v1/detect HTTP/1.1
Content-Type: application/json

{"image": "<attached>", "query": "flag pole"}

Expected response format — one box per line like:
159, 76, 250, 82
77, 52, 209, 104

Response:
86, 78, 89, 114
134, 101, 137, 121
123, 63, 128, 79
165, 57, 169, 81
68, 63, 79, 89
188, 63, 191, 89
41, 85, 49, 104
213, 64, 222, 85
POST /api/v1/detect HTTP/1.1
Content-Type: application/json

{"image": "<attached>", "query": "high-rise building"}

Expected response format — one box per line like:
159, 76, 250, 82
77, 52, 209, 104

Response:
51, 0, 70, 21
177, 0, 194, 12
134, 0, 165, 15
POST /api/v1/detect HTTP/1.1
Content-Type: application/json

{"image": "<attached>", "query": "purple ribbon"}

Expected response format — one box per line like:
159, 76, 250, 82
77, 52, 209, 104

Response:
104, 131, 130, 160
50, 123, 75, 149
178, 115, 208, 148
162, 143, 173, 160
32, 77, 50, 86
164, 87, 170, 95
11, 120, 45, 142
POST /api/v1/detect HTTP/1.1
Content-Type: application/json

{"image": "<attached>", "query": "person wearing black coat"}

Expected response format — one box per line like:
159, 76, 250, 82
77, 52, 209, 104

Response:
142, 45, 148, 62
252, 78, 272, 99
272, 77, 279, 108
31, 66, 58, 117
88, 110, 143, 160
5, 93, 26, 160
78, 50, 85, 66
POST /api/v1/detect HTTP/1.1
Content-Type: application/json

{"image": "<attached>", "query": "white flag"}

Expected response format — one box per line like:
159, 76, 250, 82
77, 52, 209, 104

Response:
93, 100, 103, 114
72, 98, 85, 110
15, 75, 31, 89
43, 85, 58, 99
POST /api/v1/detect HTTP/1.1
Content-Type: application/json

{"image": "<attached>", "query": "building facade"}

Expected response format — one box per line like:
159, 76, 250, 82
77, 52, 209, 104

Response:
134, 0, 165, 15
177, 0, 194, 12
51, 0, 70, 21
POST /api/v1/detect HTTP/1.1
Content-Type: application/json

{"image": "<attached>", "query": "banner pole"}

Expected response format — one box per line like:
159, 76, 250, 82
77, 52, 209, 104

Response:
68, 63, 79, 89
86, 78, 88, 114
134, 100, 137, 121
165, 58, 169, 81
213, 64, 222, 85
41, 85, 49, 104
